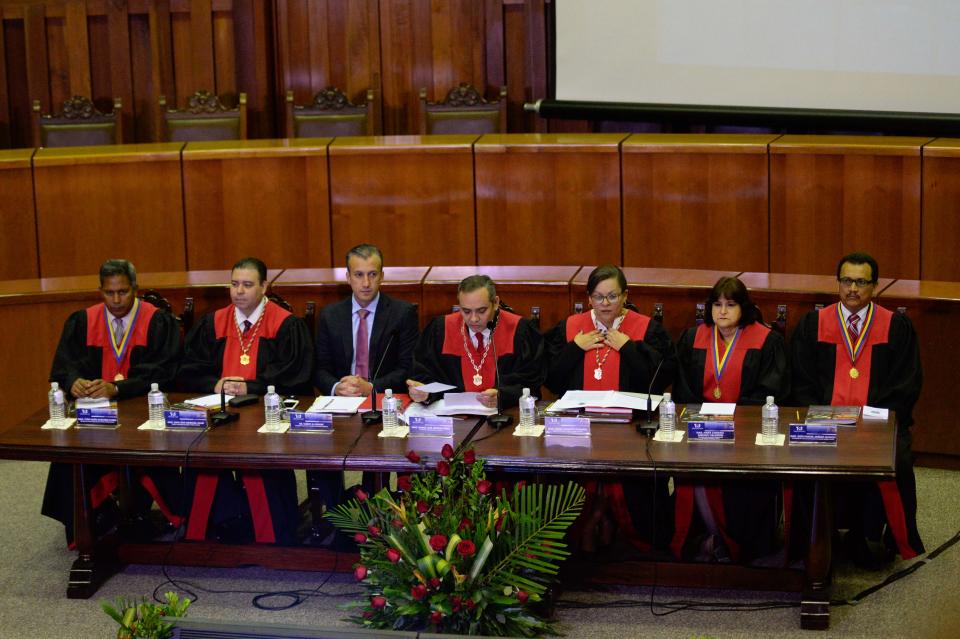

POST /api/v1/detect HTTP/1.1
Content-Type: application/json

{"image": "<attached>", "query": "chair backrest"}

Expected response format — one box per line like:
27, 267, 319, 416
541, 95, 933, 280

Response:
32, 96, 122, 148
420, 83, 507, 135
285, 88, 375, 138
160, 90, 247, 142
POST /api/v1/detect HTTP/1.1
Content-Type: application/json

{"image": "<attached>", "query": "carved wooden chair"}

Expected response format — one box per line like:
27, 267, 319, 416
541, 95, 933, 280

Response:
160, 90, 247, 142
419, 83, 507, 135
285, 87, 376, 138
32, 96, 122, 147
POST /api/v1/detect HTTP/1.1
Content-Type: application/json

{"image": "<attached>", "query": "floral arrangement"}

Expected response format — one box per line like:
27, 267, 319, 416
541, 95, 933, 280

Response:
325, 444, 585, 636
101, 591, 191, 639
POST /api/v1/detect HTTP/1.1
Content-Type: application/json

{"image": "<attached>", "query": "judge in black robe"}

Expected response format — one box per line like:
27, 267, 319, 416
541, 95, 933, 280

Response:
792, 252, 923, 563
43, 259, 182, 544
177, 258, 313, 545
544, 265, 676, 552
671, 276, 790, 562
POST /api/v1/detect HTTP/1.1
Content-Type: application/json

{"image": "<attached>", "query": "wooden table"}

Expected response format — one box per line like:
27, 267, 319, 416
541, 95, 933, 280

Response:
468, 405, 897, 630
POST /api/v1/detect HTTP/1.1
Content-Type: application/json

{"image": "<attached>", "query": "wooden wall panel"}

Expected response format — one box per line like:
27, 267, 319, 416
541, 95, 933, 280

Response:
329, 135, 477, 266
623, 135, 775, 272
182, 140, 332, 271
130, 11, 154, 143
64, 1, 91, 97
0, 150, 39, 280
105, 2, 135, 142
920, 140, 960, 281
3, 19, 30, 148
770, 136, 928, 280
475, 133, 625, 265
33, 143, 186, 277
212, 9, 235, 96
189, 0, 215, 92
24, 3, 51, 127
232, 0, 274, 139
0, 17, 10, 147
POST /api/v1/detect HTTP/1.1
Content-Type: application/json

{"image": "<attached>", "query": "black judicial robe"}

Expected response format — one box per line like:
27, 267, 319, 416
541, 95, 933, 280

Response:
412, 311, 545, 408
177, 301, 313, 545
544, 311, 676, 551
671, 323, 790, 561
791, 303, 924, 557
42, 301, 182, 543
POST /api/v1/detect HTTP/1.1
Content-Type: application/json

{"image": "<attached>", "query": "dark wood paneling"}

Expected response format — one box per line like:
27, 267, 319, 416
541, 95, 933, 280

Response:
0, 17, 10, 147
148, 0, 175, 138
130, 11, 154, 143
920, 140, 960, 281
182, 140, 332, 270
3, 19, 31, 148
0, 150, 39, 279
475, 133, 625, 265
64, 1, 91, 97
33, 143, 186, 277
232, 0, 273, 139
329, 135, 477, 266
106, 0, 135, 143
623, 134, 775, 272
24, 3, 51, 128
770, 136, 928, 279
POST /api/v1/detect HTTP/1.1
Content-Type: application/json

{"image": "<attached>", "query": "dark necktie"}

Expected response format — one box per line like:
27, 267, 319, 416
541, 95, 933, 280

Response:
355, 309, 370, 379
113, 317, 124, 344
242, 319, 252, 337
475, 331, 484, 352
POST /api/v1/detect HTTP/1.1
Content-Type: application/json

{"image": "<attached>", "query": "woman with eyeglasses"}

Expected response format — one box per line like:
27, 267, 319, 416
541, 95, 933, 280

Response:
545, 264, 676, 553
671, 275, 789, 563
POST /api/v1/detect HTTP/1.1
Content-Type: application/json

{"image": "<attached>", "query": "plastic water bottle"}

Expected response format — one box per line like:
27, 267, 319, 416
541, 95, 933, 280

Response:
264, 385, 281, 427
147, 383, 166, 426
659, 392, 676, 438
519, 387, 536, 429
48, 382, 65, 426
762, 395, 779, 443
382, 389, 399, 430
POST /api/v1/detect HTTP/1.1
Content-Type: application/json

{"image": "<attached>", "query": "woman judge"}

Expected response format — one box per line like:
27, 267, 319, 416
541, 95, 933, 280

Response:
545, 264, 676, 551
671, 276, 789, 562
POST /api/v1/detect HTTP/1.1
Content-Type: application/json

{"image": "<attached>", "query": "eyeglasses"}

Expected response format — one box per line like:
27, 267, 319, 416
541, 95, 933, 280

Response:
590, 292, 623, 304
838, 277, 875, 288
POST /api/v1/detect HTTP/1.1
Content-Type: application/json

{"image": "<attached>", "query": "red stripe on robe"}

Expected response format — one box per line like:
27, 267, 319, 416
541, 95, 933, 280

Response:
565, 310, 651, 391
86, 301, 158, 381
695, 322, 770, 402
818, 303, 916, 559
441, 311, 519, 392
214, 301, 292, 380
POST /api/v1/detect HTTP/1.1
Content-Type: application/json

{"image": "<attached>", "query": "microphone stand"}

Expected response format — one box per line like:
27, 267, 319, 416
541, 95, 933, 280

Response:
485, 317, 513, 429
362, 331, 397, 426
210, 385, 239, 427
638, 355, 665, 436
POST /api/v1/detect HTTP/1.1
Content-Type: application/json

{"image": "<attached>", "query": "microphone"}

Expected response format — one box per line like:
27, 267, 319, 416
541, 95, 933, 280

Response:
485, 314, 513, 429
638, 355, 666, 436
361, 330, 397, 425
210, 384, 239, 427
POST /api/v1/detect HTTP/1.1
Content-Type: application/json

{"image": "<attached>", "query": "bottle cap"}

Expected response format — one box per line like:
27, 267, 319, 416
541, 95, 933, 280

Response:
385, 388, 393, 397
267, 385, 276, 393
663, 392, 671, 401
50, 382, 58, 390
151, 383, 159, 391
522, 387, 530, 396
766, 395, 774, 404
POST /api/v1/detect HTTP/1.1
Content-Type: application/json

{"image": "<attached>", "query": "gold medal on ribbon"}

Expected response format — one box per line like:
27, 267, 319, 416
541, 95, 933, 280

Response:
594, 367, 603, 380
838, 303, 874, 380
114, 374, 124, 382
713, 387, 721, 399
711, 325, 740, 402
240, 354, 251, 366
849, 367, 859, 379
472, 373, 483, 386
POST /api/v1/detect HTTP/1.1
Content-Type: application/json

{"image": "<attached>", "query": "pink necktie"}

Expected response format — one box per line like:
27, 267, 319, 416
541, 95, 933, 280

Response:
113, 317, 124, 344
848, 314, 860, 340
355, 309, 370, 379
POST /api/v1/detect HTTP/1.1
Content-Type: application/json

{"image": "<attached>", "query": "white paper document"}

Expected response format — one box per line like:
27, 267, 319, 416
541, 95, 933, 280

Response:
414, 382, 458, 394
550, 390, 661, 412
185, 394, 234, 408
76, 397, 112, 408
699, 402, 737, 416
307, 396, 365, 414
402, 398, 496, 419
862, 406, 890, 420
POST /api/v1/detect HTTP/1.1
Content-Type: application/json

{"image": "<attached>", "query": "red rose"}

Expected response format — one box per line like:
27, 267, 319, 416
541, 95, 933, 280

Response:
430, 611, 443, 625
371, 595, 386, 609
354, 532, 367, 544
463, 449, 476, 465
437, 460, 451, 476
432, 504, 444, 517
477, 480, 492, 495
406, 450, 421, 464
465, 598, 476, 610
416, 500, 429, 514
386, 548, 401, 563
457, 539, 476, 557
397, 474, 412, 491
411, 584, 427, 600
354, 565, 368, 581
452, 596, 462, 612
516, 480, 526, 491
429, 577, 441, 589
458, 517, 472, 532
429, 534, 448, 551
367, 524, 381, 536
495, 513, 506, 531
441, 443, 454, 459
391, 518, 403, 529
517, 590, 529, 603
355, 488, 368, 501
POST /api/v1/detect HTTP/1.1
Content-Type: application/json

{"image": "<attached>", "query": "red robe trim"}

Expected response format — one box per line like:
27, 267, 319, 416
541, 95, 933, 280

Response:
441, 311, 519, 392
214, 301, 292, 380
818, 303, 916, 559
565, 310, 651, 391
695, 322, 770, 402
86, 301, 158, 381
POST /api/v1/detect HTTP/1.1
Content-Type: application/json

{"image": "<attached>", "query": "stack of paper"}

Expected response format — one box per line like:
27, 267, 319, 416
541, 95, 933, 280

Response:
307, 396, 366, 414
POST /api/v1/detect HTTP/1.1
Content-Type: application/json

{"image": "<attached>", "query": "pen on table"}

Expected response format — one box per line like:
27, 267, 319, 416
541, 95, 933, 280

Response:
796, 409, 800, 421
678, 406, 686, 420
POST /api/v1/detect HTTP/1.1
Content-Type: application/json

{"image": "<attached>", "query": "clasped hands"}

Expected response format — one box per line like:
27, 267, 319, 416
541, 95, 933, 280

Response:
406, 379, 498, 408
334, 375, 373, 397
215, 376, 248, 396
71, 378, 118, 399
574, 328, 629, 352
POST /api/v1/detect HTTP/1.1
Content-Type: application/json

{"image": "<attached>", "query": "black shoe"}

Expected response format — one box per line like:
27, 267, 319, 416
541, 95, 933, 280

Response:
843, 533, 894, 571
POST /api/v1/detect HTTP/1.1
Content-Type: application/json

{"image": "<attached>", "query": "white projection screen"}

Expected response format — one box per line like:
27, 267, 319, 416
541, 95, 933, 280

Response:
555, 0, 960, 115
